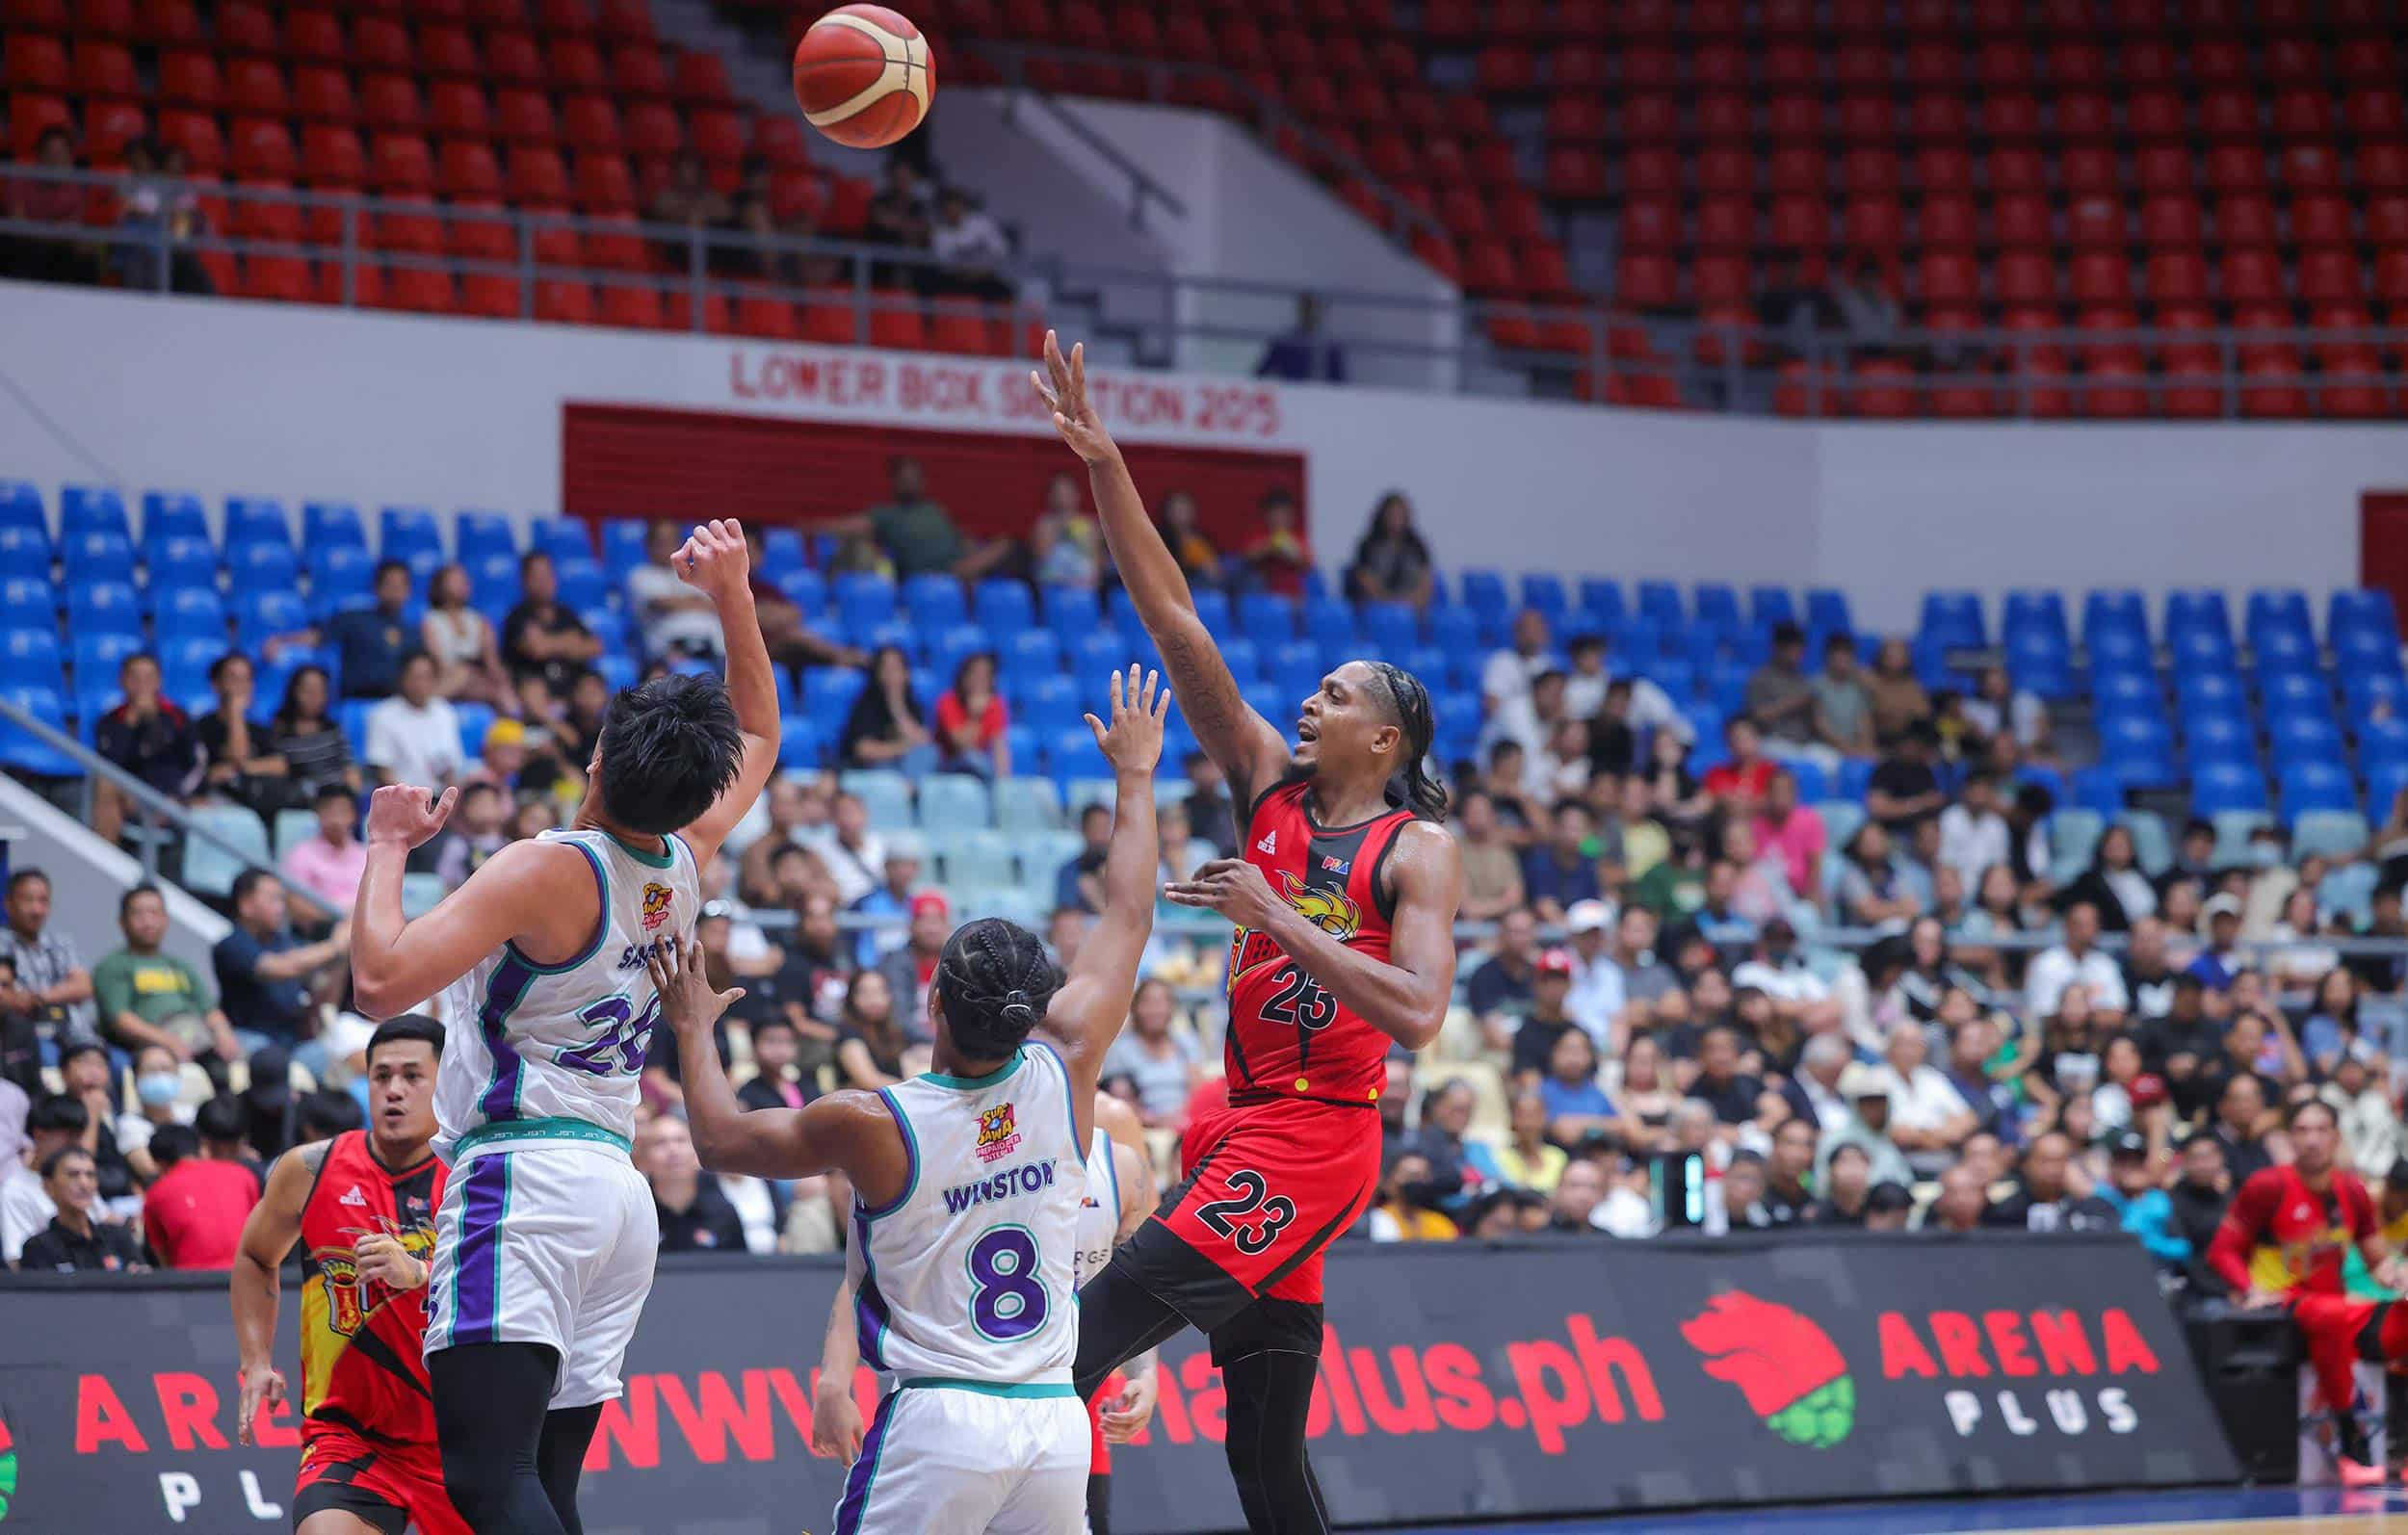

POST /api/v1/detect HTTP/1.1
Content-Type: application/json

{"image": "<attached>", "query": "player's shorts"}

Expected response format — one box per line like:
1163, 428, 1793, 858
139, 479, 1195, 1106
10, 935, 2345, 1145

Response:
294, 1424, 467, 1535
422, 1140, 656, 1409
833, 1381, 1090, 1535
1128, 1094, 1379, 1325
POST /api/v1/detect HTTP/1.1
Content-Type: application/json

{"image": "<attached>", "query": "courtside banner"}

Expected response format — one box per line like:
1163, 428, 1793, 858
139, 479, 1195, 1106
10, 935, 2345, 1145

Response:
0, 1232, 2236, 1533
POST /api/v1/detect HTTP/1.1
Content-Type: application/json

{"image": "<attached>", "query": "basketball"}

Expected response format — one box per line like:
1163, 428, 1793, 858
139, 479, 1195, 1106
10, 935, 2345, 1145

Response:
792, 5, 934, 150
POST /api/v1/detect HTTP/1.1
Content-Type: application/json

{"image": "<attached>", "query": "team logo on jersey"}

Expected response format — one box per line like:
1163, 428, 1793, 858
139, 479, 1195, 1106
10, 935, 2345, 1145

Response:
1225, 870, 1366, 984
641, 882, 674, 932
975, 1104, 1021, 1163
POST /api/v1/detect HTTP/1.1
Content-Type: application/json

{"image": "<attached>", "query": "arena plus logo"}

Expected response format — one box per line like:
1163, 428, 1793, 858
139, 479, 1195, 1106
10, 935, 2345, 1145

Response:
1681, 1291, 1855, 1448
0, 1410, 16, 1522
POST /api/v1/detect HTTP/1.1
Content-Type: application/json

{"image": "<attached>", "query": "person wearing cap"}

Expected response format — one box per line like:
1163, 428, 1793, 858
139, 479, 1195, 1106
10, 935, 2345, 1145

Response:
2186, 893, 2247, 990
2025, 900, 2130, 1023
461, 715, 531, 796
875, 888, 952, 1047
1508, 950, 1586, 1086
851, 830, 929, 967
2322, 1030, 2399, 1180
1815, 1063, 1913, 1188
2093, 1128, 2189, 1266
1559, 898, 1618, 1040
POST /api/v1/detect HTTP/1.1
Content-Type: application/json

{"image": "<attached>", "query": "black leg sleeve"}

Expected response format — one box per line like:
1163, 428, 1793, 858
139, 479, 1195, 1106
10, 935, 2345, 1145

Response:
431, 1343, 572, 1535
1220, 1350, 1331, 1535
1086, 1471, 1113, 1535
1073, 1260, 1193, 1401
537, 1402, 604, 1535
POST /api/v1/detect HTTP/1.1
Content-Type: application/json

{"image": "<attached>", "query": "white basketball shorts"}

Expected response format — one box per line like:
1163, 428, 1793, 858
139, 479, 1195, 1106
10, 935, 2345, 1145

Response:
832, 1381, 1092, 1535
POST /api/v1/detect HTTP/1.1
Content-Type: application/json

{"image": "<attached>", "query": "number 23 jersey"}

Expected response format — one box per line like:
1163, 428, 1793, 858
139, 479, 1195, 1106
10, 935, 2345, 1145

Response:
1222, 778, 1417, 1106
432, 827, 700, 1158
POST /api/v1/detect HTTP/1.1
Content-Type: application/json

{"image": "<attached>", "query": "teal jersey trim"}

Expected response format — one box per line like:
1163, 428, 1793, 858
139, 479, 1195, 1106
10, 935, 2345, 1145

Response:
857, 1086, 920, 1221
606, 829, 674, 869
503, 840, 611, 975
452, 1116, 634, 1157
917, 1049, 1025, 1091
897, 1377, 1077, 1399
1031, 1042, 1083, 1154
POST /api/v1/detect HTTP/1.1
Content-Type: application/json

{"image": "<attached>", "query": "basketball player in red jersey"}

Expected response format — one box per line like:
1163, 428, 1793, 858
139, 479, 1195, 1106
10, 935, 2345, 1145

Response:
2209, 1097, 2408, 1482
232, 1017, 465, 1535
1035, 332, 1463, 1534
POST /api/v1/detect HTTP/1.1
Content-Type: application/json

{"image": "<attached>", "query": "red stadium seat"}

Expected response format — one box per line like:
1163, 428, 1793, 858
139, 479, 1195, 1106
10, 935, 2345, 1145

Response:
284, 10, 344, 62
2197, 90, 2258, 141
2126, 91, 2186, 143
1691, 253, 1750, 306
437, 140, 502, 199
2133, 145, 2195, 195
351, 15, 413, 71
495, 89, 559, 144
2059, 146, 2121, 198
2271, 90, 2334, 142
570, 152, 635, 212
1542, 147, 1607, 201
2214, 194, 2277, 247
596, 281, 666, 329
1696, 145, 1752, 197
1980, 92, 2042, 142
2155, 307, 2220, 371
2138, 195, 2204, 247
536, 279, 595, 325
239, 254, 314, 303
158, 48, 219, 108
1904, 94, 1968, 141
153, 108, 222, 173
132, 0, 194, 43
2069, 251, 2133, 306
2055, 92, 2116, 143
560, 95, 622, 154
421, 24, 479, 75
484, 30, 544, 86
1619, 199, 1677, 251
2144, 251, 2211, 305
1917, 251, 1980, 307
1765, 95, 1820, 143
1842, 195, 1903, 251
1688, 45, 1741, 93
5, 34, 69, 94
609, 43, 671, 97
2263, 35, 2324, 85
2336, 35, 2398, 84
1996, 251, 2057, 306
229, 182, 301, 243
2219, 248, 2286, 304
1834, 93, 1891, 142
1913, 145, 1975, 196
2204, 143, 2269, 194
83, 98, 144, 164
215, 0, 275, 52
1613, 252, 1677, 308
459, 273, 523, 318
546, 37, 607, 91
2362, 143, 2408, 194
673, 51, 734, 105
595, 0, 654, 41
2372, 250, 2408, 308
359, 73, 424, 134
2369, 196, 2408, 249
372, 198, 445, 255
1695, 198, 1752, 249
446, 201, 513, 260
2065, 196, 2124, 250
68, 38, 135, 97
230, 117, 296, 180
538, 0, 596, 34
369, 134, 433, 195
1542, 95, 1605, 142
1920, 195, 1978, 248
2279, 143, 2343, 195
1991, 195, 2052, 248
291, 65, 355, 123
2082, 354, 2150, 420
1988, 147, 2050, 196
383, 265, 458, 315
2298, 250, 2363, 305
1767, 195, 1829, 250
2240, 358, 2309, 419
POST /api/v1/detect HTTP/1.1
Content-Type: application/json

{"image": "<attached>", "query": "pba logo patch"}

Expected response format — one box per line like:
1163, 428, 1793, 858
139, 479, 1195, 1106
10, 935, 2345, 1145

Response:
974, 1103, 1021, 1163
641, 883, 674, 932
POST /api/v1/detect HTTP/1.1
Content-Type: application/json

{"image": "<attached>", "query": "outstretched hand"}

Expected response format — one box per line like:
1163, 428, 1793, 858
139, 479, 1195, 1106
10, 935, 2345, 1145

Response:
363, 784, 458, 850
1163, 858, 1285, 931
1086, 664, 1168, 775
1032, 330, 1118, 466
645, 934, 746, 1037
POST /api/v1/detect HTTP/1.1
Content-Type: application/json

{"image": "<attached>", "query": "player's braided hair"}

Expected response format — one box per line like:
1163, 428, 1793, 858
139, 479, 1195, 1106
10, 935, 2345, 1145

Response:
1362, 661, 1449, 822
932, 917, 1062, 1062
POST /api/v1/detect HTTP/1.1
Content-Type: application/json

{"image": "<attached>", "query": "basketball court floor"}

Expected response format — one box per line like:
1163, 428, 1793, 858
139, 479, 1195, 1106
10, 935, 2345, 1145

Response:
1399, 1485, 2408, 1534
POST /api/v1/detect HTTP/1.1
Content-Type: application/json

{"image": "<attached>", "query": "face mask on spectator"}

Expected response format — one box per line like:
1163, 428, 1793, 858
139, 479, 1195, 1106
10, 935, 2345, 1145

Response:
137, 1072, 181, 1106
2246, 842, 2281, 868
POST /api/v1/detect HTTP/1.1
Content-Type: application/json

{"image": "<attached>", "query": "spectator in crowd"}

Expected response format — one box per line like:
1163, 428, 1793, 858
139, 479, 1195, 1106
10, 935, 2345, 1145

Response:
1866, 723, 1947, 832
141, 1096, 260, 1269
1535, 1027, 1620, 1149
115, 1042, 194, 1183
1470, 1089, 1569, 1195
429, 779, 512, 890
1521, 803, 1602, 925
1986, 1130, 2118, 1232
736, 778, 817, 908
1863, 1182, 1916, 1232
745, 530, 864, 680
1810, 1142, 1876, 1225
1183, 753, 1239, 855
213, 872, 348, 1062
737, 1016, 816, 1113
55, 1040, 134, 1207
1584, 903, 1680, 1039
1243, 489, 1314, 597
1155, 489, 1223, 593
1924, 1162, 1990, 1233
1966, 664, 2051, 757
1367, 1149, 1458, 1241
1404, 1080, 1480, 1211
648, 151, 731, 231
875, 889, 952, 1038
459, 717, 531, 797
1812, 635, 1876, 760
1507, 950, 1584, 1083
1781, 1032, 1855, 1133
501, 552, 603, 696
2, 1094, 87, 1262
1835, 259, 1905, 356
1881, 1021, 1976, 1173
1730, 918, 1844, 1038
2303, 968, 2375, 1079
1688, 1024, 1776, 1141
281, 784, 369, 913
850, 456, 1012, 581
1747, 623, 1817, 748
2090, 1129, 2191, 1268
327, 560, 416, 700
2121, 922, 2182, 1025
93, 885, 238, 1066
1867, 638, 1931, 745
2, 128, 93, 284
1486, 665, 1568, 780
419, 563, 512, 710
2028, 901, 2131, 1021
1544, 1156, 1610, 1233
2057, 824, 2156, 931
92, 652, 200, 842
2167, 1132, 2233, 1293
767, 891, 851, 1037
15, 1145, 145, 1272
1468, 908, 1541, 1035
2208, 1068, 2280, 1184
1031, 473, 1104, 589
1752, 770, 1827, 905
2188, 894, 2248, 990
806, 792, 886, 908
1934, 770, 2009, 891
932, 653, 1011, 779
2, 870, 95, 1043
628, 519, 726, 662
1836, 821, 1918, 928
1483, 610, 1557, 715
640, 1113, 748, 1254
832, 970, 905, 1089
0, 962, 39, 1096
1056, 803, 1114, 915
1255, 294, 1346, 382
364, 653, 463, 790
1818, 1064, 1915, 1187
194, 653, 289, 815
267, 665, 361, 799
1701, 715, 1778, 821
838, 645, 933, 771
112, 138, 206, 295
1103, 978, 1202, 1129
928, 186, 1012, 298
1345, 492, 1435, 609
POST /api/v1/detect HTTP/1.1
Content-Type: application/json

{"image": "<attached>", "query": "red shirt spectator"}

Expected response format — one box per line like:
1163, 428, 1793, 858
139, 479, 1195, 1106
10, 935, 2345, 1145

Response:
143, 1155, 260, 1270
933, 653, 1011, 777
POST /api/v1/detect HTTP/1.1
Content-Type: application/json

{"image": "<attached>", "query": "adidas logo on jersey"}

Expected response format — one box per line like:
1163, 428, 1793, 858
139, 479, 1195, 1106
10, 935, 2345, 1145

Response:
338, 1185, 368, 1209
1257, 830, 1278, 855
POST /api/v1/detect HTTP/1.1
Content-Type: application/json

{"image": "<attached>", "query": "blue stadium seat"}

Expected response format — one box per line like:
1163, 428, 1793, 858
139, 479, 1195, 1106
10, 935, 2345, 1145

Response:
2170, 626, 2239, 672
454, 701, 496, 761
65, 581, 142, 635
2370, 762, 2408, 824
2164, 589, 2233, 645
147, 535, 219, 591
2082, 589, 2149, 646
1688, 584, 1739, 637
581, 608, 626, 656
159, 633, 222, 686
1574, 579, 1625, 625
1747, 586, 1795, 632
2002, 590, 2069, 647
974, 580, 1033, 637
774, 568, 828, 617
1017, 673, 1082, 734
1521, 574, 1571, 620
155, 587, 226, 640
2294, 808, 2371, 858
2098, 711, 2175, 760
917, 773, 992, 832
556, 518, 612, 568
2268, 712, 2345, 766
1631, 580, 1679, 629
2191, 761, 2269, 815
1301, 597, 1357, 648
0, 523, 49, 576
228, 540, 301, 591
1432, 690, 1481, 759
2086, 625, 2152, 672
307, 545, 374, 617
71, 632, 144, 684
289, 500, 349, 550
66, 530, 136, 585
1220, 637, 1262, 684
1038, 585, 1098, 638
1066, 627, 1137, 681
238, 590, 312, 649
801, 666, 867, 723
1400, 645, 1448, 689
2330, 589, 2398, 644
758, 527, 805, 579
183, 803, 273, 898
1190, 588, 1233, 636
904, 574, 967, 631
2251, 626, 2316, 673
1104, 587, 1140, 636
2119, 809, 2174, 874
2334, 625, 2402, 677
1917, 590, 1986, 651
1642, 656, 1694, 701
1459, 570, 1508, 623
2245, 588, 2313, 644
2362, 715, 2408, 768
1046, 726, 1111, 786
1237, 591, 1297, 642
592, 653, 636, 693
61, 485, 130, 541
0, 629, 64, 689
991, 776, 1060, 832
2279, 760, 2358, 823
455, 511, 516, 565
468, 551, 519, 607
2321, 861, 2382, 925
1359, 602, 1418, 656
0, 686, 79, 776
141, 491, 208, 549
2176, 670, 2246, 713
2183, 711, 2256, 765
380, 506, 444, 560
929, 624, 989, 679
2260, 669, 2332, 716
0, 481, 44, 537
1426, 605, 1478, 659
1000, 630, 1062, 693
0, 579, 53, 633
838, 769, 913, 827
939, 831, 1017, 888
2092, 669, 2160, 715
1804, 588, 1853, 635
553, 559, 608, 614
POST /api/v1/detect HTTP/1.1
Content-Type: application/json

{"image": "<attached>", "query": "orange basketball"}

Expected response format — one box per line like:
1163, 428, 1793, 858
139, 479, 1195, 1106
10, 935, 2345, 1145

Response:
792, 5, 934, 150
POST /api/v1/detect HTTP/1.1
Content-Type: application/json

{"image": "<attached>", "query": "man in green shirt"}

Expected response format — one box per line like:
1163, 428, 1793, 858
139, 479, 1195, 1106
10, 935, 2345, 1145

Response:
92, 885, 237, 1066
844, 455, 1012, 580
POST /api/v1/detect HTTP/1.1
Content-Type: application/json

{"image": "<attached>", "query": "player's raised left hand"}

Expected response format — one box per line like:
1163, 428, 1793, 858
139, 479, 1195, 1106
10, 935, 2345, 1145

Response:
646, 934, 746, 1037
674, 517, 751, 607
1086, 663, 1167, 776
363, 783, 458, 850
1163, 858, 1284, 930
1032, 330, 1119, 466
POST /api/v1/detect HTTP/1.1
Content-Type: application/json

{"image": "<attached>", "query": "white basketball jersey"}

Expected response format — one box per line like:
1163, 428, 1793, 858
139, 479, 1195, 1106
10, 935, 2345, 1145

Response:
1071, 1127, 1120, 1292
851, 1043, 1086, 1388
432, 827, 701, 1160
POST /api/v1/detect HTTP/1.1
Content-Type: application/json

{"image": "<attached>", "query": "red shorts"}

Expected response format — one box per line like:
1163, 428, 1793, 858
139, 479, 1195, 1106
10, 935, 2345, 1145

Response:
296, 1424, 468, 1535
1157, 1095, 1381, 1307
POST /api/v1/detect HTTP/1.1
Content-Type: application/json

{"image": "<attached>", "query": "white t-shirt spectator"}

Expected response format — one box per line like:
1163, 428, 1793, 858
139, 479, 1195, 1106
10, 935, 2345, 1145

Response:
1481, 647, 1552, 710
1880, 1060, 1968, 1136
626, 561, 724, 659
1564, 671, 1696, 743
0, 1161, 54, 1264
2026, 944, 2130, 1018
1103, 1030, 1201, 1121
364, 695, 464, 788
804, 828, 887, 908
1731, 954, 1833, 1008
1965, 690, 2048, 750
930, 208, 1009, 265
115, 1102, 196, 1157
1936, 803, 2011, 888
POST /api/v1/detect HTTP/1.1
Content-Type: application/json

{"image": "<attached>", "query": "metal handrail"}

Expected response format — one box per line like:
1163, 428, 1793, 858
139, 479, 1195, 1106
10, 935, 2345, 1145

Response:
982, 71, 1191, 233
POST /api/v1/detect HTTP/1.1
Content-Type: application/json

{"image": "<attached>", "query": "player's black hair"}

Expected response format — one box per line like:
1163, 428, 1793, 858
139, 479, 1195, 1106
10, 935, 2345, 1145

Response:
28, 1093, 88, 1135
367, 1014, 445, 1070
196, 1093, 247, 1145
594, 673, 746, 837
1361, 660, 1447, 821
299, 1090, 364, 1141
932, 917, 1060, 1062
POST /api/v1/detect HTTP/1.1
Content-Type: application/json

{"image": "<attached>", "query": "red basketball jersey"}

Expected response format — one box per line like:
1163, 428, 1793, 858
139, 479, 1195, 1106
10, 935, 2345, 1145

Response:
297, 1132, 446, 1447
2218, 1163, 2375, 1296
1221, 779, 1416, 1107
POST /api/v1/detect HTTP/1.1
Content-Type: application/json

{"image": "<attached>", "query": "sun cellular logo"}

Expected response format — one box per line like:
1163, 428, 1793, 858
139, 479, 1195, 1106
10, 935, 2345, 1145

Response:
942, 1159, 1057, 1215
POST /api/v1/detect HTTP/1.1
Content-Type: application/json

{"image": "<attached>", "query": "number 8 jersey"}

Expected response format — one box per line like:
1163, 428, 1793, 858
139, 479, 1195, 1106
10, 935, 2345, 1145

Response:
851, 1044, 1086, 1388
431, 827, 700, 1159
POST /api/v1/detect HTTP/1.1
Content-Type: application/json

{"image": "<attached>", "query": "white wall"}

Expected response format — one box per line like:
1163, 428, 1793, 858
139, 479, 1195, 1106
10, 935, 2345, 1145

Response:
5, 281, 2403, 632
